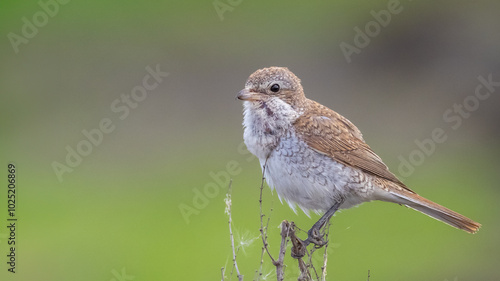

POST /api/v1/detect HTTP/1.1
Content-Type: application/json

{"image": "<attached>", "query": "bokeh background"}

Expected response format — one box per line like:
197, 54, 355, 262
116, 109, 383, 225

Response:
1, 0, 499, 280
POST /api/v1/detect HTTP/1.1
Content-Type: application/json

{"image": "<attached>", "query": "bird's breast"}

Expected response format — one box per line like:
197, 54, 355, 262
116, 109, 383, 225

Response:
242, 100, 299, 160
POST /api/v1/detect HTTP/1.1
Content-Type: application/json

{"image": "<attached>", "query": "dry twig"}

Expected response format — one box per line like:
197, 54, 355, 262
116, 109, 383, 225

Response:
259, 159, 277, 265
225, 180, 243, 281
276, 221, 291, 281
321, 222, 331, 281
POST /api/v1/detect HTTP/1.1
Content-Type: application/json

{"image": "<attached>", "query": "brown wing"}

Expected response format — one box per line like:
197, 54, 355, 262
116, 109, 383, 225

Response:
294, 101, 411, 190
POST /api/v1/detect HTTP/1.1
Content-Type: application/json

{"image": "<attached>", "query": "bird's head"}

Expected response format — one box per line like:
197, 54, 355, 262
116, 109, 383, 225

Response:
237, 67, 306, 108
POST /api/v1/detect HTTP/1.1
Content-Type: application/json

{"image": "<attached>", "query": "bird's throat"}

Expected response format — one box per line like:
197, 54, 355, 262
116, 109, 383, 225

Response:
259, 101, 274, 117
242, 99, 301, 160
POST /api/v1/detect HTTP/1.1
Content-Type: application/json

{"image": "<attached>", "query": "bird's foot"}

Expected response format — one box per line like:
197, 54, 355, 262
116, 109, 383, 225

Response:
291, 227, 327, 259
304, 226, 327, 248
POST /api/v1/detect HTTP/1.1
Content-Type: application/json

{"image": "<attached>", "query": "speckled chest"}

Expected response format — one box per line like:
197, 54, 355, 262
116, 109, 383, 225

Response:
242, 99, 300, 160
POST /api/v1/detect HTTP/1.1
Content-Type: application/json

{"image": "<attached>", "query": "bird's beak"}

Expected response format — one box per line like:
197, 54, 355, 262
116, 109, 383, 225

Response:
236, 89, 259, 101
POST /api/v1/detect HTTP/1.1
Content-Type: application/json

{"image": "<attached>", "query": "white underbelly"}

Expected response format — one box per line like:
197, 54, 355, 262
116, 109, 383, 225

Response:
261, 137, 375, 215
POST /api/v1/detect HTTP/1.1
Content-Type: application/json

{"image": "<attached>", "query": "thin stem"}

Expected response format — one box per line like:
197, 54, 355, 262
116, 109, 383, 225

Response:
321, 221, 331, 281
276, 221, 290, 281
259, 159, 276, 264
227, 180, 243, 280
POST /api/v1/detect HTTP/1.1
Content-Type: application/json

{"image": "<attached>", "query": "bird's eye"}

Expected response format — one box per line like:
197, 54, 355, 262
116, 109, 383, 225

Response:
270, 84, 280, 93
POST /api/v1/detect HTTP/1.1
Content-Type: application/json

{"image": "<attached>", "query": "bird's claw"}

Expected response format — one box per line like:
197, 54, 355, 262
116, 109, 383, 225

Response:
305, 227, 327, 248
291, 227, 327, 259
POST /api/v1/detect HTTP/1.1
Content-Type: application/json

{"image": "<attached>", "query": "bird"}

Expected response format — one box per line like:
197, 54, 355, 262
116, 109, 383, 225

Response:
236, 66, 480, 246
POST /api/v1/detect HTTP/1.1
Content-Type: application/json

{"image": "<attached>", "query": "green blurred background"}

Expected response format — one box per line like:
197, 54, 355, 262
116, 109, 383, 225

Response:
1, 0, 499, 280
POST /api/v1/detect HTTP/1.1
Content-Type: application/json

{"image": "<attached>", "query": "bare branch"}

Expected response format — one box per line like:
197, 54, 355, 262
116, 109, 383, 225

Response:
256, 244, 265, 281
297, 258, 312, 281
321, 222, 331, 281
259, 159, 276, 265
226, 180, 243, 281
307, 245, 320, 280
275, 221, 291, 281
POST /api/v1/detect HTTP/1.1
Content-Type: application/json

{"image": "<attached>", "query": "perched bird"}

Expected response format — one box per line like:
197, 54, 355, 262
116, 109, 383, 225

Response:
237, 67, 480, 245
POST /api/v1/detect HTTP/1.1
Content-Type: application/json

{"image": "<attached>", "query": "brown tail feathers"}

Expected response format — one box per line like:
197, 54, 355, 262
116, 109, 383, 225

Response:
389, 191, 481, 234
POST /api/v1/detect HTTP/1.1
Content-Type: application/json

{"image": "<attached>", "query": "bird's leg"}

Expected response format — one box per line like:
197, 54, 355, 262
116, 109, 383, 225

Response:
303, 200, 343, 248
